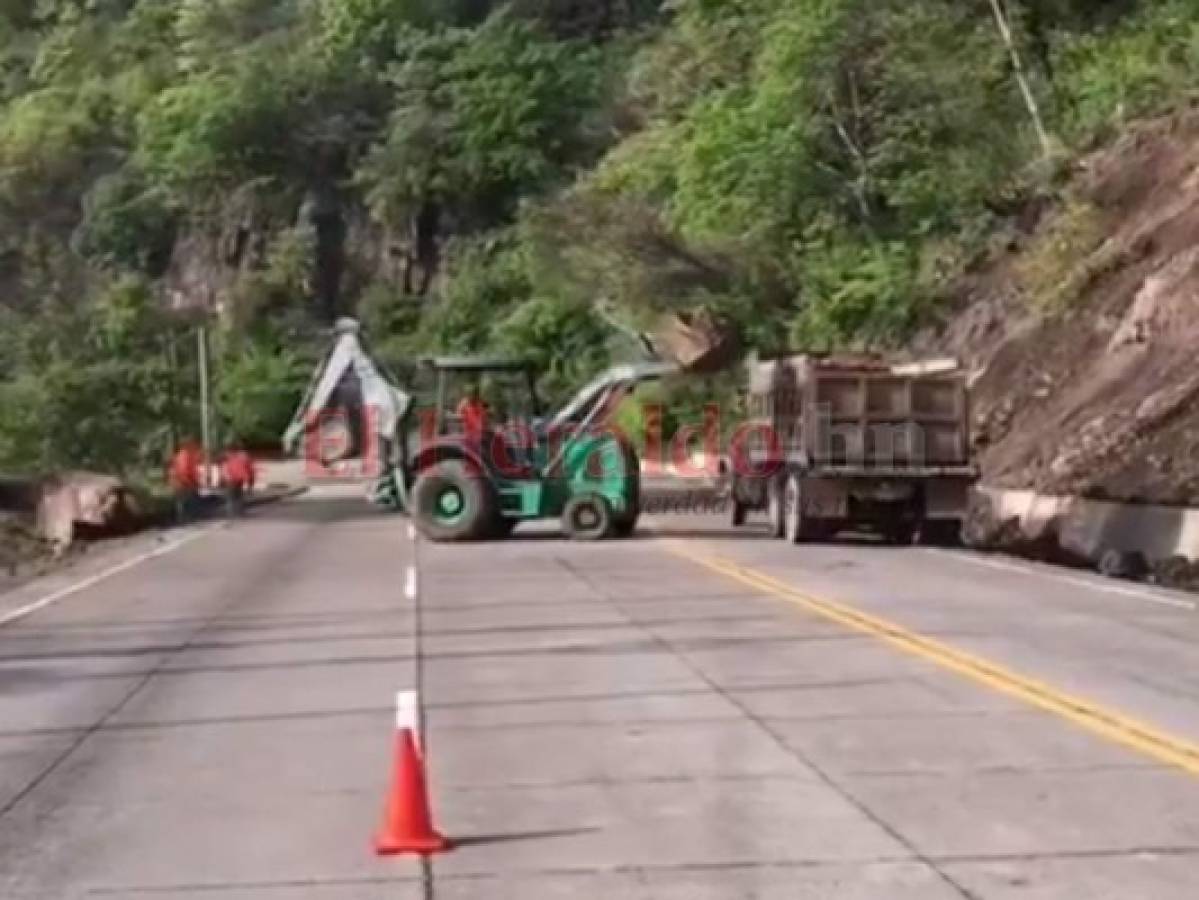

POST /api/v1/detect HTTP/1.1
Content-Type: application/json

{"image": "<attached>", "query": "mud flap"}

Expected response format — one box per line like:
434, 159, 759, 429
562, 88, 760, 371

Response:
925, 478, 971, 520
803, 479, 849, 519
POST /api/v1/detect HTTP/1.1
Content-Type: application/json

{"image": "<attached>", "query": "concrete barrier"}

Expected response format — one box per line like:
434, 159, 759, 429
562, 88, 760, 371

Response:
977, 486, 1199, 563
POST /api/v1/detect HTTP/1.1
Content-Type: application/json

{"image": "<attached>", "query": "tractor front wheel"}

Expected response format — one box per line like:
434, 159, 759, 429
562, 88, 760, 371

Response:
563, 494, 615, 541
412, 461, 496, 542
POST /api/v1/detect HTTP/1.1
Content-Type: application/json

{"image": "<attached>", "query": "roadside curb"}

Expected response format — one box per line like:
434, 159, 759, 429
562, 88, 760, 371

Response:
977, 486, 1199, 565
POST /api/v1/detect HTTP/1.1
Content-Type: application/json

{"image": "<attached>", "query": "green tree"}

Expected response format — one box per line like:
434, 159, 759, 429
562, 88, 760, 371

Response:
216, 340, 310, 448
356, 18, 604, 292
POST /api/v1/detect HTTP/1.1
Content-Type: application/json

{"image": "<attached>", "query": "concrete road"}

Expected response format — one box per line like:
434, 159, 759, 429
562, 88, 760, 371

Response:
3, 493, 1199, 898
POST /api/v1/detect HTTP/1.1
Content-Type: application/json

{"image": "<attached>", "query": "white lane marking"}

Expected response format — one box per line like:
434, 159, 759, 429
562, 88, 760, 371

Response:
404, 566, 419, 602
922, 548, 1198, 611
408, 523, 417, 542
0, 524, 227, 628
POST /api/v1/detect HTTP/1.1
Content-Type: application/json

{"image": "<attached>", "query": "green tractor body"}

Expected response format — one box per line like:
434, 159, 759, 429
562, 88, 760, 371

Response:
380, 356, 670, 542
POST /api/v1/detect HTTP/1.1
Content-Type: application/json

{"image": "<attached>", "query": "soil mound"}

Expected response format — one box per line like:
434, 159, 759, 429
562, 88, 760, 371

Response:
937, 107, 1199, 506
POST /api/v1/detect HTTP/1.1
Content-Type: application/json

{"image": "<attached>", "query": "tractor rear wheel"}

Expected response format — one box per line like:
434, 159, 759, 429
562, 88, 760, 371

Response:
563, 494, 615, 541
412, 461, 496, 542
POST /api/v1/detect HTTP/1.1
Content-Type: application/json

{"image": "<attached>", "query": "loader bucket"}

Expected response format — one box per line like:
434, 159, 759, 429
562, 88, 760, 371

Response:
652, 311, 740, 375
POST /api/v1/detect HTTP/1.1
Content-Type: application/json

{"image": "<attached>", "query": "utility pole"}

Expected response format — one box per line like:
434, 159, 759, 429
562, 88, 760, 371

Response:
987, 0, 1053, 162
197, 324, 212, 490
165, 332, 179, 455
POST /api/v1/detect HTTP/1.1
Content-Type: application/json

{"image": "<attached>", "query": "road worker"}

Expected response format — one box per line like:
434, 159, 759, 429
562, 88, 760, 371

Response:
168, 439, 204, 524
220, 441, 256, 518
456, 387, 489, 442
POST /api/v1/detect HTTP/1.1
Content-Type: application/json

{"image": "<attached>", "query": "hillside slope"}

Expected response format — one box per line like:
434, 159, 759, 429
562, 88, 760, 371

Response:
2, 1, 1198, 482
939, 108, 1199, 505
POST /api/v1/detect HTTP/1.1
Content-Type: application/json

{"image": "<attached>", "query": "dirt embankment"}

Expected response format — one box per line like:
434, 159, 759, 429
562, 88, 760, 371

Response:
934, 107, 1199, 508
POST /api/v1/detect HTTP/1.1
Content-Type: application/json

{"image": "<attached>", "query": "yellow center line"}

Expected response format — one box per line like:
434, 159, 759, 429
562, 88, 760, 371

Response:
668, 543, 1199, 777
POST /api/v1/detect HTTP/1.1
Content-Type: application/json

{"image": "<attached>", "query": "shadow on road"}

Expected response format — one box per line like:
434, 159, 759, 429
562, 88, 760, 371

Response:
0, 665, 65, 695
639, 525, 771, 541
452, 827, 602, 848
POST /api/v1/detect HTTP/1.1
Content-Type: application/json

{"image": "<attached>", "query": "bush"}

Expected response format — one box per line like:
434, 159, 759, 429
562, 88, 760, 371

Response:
419, 237, 532, 354
356, 282, 424, 368
1056, 1, 1199, 144
216, 342, 311, 450
0, 278, 193, 475
74, 169, 177, 275
0, 87, 106, 202
0, 357, 178, 475
0, 375, 47, 472
494, 295, 611, 408
1016, 197, 1106, 310
357, 19, 604, 230
792, 239, 919, 348
135, 60, 300, 192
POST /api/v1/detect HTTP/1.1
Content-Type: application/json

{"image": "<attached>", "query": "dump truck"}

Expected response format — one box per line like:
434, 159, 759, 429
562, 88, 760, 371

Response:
729, 353, 977, 545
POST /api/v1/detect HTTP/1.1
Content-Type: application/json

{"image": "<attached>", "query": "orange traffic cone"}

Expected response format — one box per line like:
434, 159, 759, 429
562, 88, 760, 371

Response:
374, 692, 450, 856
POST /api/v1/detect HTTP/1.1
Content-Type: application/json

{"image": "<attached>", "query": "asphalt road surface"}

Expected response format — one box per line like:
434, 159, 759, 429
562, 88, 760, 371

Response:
3, 486, 1199, 898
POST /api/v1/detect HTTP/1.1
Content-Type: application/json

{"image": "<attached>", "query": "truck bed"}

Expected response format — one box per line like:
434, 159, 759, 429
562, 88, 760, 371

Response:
748, 353, 970, 470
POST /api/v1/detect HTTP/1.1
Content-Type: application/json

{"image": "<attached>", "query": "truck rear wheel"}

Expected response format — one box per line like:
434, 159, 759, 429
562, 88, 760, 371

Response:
412, 461, 496, 542
766, 478, 786, 539
784, 473, 817, 544
885, 522, 918, 546
919, 520, 962, 547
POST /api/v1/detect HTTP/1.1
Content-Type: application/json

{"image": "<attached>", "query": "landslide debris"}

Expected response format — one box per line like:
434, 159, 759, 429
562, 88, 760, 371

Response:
936, 107, 1199, 507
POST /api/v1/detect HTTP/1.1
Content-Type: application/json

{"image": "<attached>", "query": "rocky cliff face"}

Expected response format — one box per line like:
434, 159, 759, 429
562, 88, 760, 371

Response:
161, 193, 416, 324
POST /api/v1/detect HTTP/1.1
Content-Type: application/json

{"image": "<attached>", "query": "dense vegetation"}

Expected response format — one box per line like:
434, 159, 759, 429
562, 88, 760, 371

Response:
0, 0, 1196, 472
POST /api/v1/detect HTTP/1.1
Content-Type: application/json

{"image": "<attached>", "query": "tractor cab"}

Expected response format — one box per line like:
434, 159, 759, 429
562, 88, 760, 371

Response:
395, 356, 544, 493
416, 356, 542, 441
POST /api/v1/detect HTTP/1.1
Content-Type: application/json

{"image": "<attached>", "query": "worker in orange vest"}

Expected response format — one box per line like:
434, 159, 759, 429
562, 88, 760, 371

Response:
456, 388, 489, 443
168, 439, 204, 524
220, 441, 257, 518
